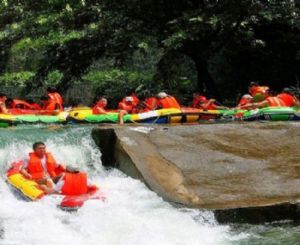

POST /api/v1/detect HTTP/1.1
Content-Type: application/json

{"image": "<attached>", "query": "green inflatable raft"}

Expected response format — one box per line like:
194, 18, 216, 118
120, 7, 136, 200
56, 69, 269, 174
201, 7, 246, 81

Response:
221, 107, 300, 121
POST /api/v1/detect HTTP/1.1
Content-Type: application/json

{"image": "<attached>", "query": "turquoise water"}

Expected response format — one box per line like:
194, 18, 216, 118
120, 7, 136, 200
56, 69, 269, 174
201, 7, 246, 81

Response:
231, 222, 300, 244
0, 125, 298, 245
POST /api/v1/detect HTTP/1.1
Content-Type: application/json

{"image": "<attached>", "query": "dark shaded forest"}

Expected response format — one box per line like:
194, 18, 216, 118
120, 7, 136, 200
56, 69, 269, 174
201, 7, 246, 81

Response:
0, 0, 299, 104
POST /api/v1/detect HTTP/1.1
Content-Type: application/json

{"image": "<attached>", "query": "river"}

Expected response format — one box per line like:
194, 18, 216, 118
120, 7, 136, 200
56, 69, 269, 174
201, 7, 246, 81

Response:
0, 125, 298, 245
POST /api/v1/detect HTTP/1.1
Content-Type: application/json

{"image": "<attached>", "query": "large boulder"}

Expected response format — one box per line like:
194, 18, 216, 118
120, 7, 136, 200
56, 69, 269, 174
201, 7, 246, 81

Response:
92, 123, 300, 223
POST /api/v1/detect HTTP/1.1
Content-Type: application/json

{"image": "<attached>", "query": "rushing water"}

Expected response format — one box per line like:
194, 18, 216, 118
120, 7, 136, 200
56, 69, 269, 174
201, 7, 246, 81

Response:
0, 125, 298, 245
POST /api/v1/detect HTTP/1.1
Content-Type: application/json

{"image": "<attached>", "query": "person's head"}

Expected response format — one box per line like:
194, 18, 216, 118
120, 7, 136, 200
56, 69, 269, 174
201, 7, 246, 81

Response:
242, 94, 253, 99
47, 86, 57, 93
157, 92, 168, 99
33, 142, 46, 158
5, 98, 14, 108
140, 90, 151, 99
97, 97, 107, 107
282, 87, 294, 95
192, 92, 200, 99
40, 95, 50, 105
249, 81, 259, 88
197, 96, 207, 104
248, 81, 259, 92
0, 92, 7, 102
124, 96, 134, 104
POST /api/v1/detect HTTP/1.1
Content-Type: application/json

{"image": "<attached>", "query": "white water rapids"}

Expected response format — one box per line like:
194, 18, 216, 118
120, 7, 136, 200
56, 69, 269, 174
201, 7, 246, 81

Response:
0, 125, 245, 245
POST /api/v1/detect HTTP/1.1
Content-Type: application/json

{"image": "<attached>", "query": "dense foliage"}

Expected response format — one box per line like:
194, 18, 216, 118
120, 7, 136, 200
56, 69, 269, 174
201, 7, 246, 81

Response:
0, 0, 299, 104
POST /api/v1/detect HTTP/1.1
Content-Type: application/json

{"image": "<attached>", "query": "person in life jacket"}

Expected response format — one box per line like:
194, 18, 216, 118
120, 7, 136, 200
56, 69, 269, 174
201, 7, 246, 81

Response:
129, 92, 153, 113
192, 92, 207, 108
47, 86, 64, 107
92, 96, 127, 124
237, 94, 253, 107
26, 99, 42, 110
237, 88, 300, 109
156, 92, 181, 109
118, 96, 134, 113
5, 98, 35, 110
133, 90, 158, 111
52, 166, 98, 195
192, 92, 228, 110
248, 81, 269, 102
40, 95, 63, 114
144, 96, 159, 110
0, 93, 8, 114
20, 142, 65, 194
121, 89, 139, 107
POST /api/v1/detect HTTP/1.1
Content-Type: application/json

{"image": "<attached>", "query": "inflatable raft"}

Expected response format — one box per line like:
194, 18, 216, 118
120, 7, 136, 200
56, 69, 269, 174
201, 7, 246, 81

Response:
221, 107, 300, 121
67, 107, 222, 124
6, 161, 104, 211
0, 110, 68, 126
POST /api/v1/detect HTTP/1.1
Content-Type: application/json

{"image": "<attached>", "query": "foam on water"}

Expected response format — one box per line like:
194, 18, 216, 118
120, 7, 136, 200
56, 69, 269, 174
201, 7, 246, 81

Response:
0, 125, 238, 245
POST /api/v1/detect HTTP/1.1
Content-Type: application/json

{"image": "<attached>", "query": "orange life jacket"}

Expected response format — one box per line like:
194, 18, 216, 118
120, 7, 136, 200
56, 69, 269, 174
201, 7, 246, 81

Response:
118, 101, 133, 113
266, 96, 286, 107
27, 152, 57, 180
249, 86, 269, 102
92, 101, 107, 114
44, 101, 63, 111
238, 96, 253, 106
277, 93, 294, 107
48, 92, 63, 105
249, 86, 269, 96
205, 103, 218, 110
61, 172, 88, 195
158, 96, 181, 109
144, 97, 159, 110
131, 93, 139, 107
122, 93, 139, 107
12, 99, 33, 110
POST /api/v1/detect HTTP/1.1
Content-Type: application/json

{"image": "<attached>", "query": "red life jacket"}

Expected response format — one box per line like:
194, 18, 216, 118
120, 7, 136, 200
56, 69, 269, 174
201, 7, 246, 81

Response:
61, 172, 88, 195
238, 96, 253, 106
144, 97, 159, 110
249, 86, 269, 96
249, 86, 269, 102
277, 93, 294, 107
158, 96, 181, 109
30, 103, 42, 110
27, 152, 57, 180
11, 99, 33, 109
131, 93, 139, 107
92, 101, 108, 114
192, 96, 207, 108
122, 93, 139, 107
48, 92, 63, 105
118, 101, 133, 113
266, 96, 285, 107
45, 101, 63, 111
205, 103, 217, 110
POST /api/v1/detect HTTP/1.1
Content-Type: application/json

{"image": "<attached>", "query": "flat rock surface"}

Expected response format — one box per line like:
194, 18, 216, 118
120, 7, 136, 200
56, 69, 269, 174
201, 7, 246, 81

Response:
93, 122, 300, 210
